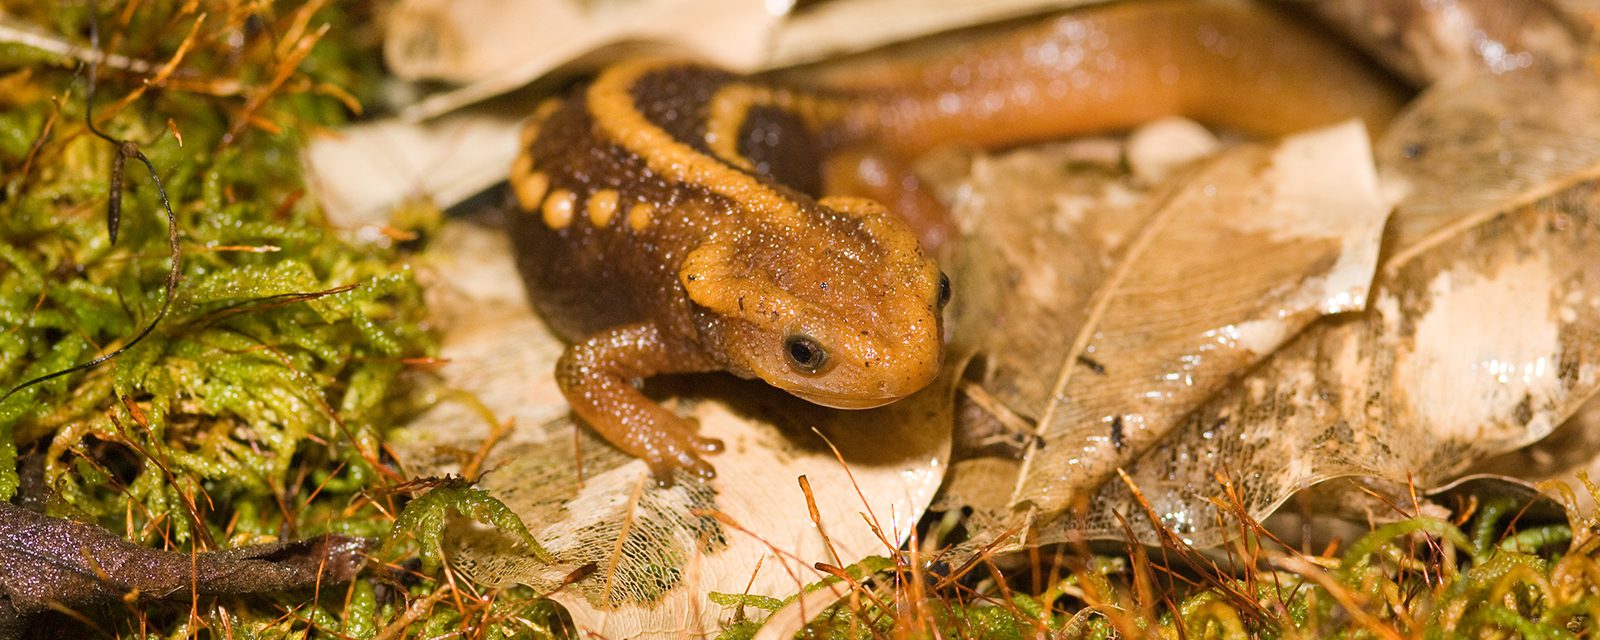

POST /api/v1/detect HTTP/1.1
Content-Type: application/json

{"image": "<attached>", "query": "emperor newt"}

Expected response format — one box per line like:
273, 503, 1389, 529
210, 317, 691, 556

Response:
507, 0, 1406, 483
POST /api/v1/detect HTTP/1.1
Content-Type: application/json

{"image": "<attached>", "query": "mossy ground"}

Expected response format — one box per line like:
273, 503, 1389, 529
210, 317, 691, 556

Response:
0, 0, 555, 635
713, 483, 1600, 639
3, 2, 1598, 638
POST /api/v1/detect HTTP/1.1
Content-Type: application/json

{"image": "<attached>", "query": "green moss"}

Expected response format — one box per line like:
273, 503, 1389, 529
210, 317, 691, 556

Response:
383, 478, 552, 573
709, 592, 786, 613
0, 1, 451, 635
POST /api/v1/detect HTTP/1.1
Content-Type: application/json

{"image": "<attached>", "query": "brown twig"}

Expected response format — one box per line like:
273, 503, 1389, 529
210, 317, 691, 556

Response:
0, 0, 184, 406
460, 417, 516, 482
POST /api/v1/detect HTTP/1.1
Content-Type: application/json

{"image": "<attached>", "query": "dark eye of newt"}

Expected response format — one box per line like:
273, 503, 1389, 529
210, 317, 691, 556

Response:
938, 272, 952, 309
784, 334, 828, 374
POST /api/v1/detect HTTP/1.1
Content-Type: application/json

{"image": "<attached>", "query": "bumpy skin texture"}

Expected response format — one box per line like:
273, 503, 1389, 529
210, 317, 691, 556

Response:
510, 61, 947, 482
509, 0, 1406, 482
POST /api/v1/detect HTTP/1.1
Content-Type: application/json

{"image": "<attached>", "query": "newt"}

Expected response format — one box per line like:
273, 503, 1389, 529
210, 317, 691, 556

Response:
507, 0, 1406, 483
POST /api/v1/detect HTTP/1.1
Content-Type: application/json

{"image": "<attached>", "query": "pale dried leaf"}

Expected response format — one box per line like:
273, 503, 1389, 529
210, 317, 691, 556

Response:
931, 132, 1174, 528
392, 223, 953, 639
1378, 74, 1600, 254
385, 0, 580, 84
934, 133, 1158, 524
1125, 117, 1221, 183
1056, 72, 1600, 545
1471, 394, 1600, 512
386, 0, 786, 121
302, 104, 523, 229
946, 138, 1143, 426
1011, 121, 1389, 515
765, 0, 1109, 68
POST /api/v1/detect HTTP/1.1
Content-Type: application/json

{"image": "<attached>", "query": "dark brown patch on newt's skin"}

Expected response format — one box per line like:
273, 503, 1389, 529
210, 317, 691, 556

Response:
627, 65, 731, 157
736, 105, 826, 198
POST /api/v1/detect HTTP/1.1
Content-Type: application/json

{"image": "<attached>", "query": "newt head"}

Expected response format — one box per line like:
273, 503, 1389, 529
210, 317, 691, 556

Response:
679, 196, 948, 409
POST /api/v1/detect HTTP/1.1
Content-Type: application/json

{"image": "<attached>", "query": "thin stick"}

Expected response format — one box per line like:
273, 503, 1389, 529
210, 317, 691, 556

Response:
0, 0, 183, 405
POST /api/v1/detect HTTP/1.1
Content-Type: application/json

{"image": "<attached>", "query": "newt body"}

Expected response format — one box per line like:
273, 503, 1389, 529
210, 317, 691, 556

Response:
510, 61, 947, 481
508, 0, 1406, 482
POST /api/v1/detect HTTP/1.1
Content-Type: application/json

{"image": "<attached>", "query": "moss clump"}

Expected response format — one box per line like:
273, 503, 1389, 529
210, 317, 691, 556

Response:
0, 1, 480, 635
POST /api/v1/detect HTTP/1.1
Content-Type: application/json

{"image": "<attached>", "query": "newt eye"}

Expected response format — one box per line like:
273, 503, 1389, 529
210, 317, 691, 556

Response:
938, 272, 952, 309
784, 334, 828, 374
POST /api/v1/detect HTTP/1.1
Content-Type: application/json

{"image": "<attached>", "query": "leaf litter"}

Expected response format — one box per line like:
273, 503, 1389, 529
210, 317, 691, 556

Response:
288, 0, 1600, 636
1042, 70, 1600, 546
1002, 121, 1391, 518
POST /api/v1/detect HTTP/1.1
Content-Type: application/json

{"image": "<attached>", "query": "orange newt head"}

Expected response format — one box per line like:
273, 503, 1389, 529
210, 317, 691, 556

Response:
679, 196, 947, 409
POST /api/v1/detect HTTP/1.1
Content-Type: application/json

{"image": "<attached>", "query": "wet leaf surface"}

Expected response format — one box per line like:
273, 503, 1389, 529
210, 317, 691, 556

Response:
1006, 122, 1390, 516
1470, 388, 1600, 511
920, 67, 1600, 551
1046, 72, 1600, 545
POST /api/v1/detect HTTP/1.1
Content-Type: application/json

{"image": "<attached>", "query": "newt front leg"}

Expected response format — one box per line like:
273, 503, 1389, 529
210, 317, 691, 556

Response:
555, 322, 726, 483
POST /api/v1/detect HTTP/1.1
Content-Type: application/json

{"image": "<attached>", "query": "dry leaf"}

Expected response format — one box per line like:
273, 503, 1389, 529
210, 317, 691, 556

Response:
765, 0, 1109, 68
303, 103, 525, 229
925, 136, 1140, 535
944, 139, 1141, 431
1053, 72, 1600, 545
386, 0, 786, 121
1009, 122, 1388, 516
391, 222, 955, 639
1470, 394, 1600, 510
749, 578, 853, 640
1377, 74, 1600, 252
